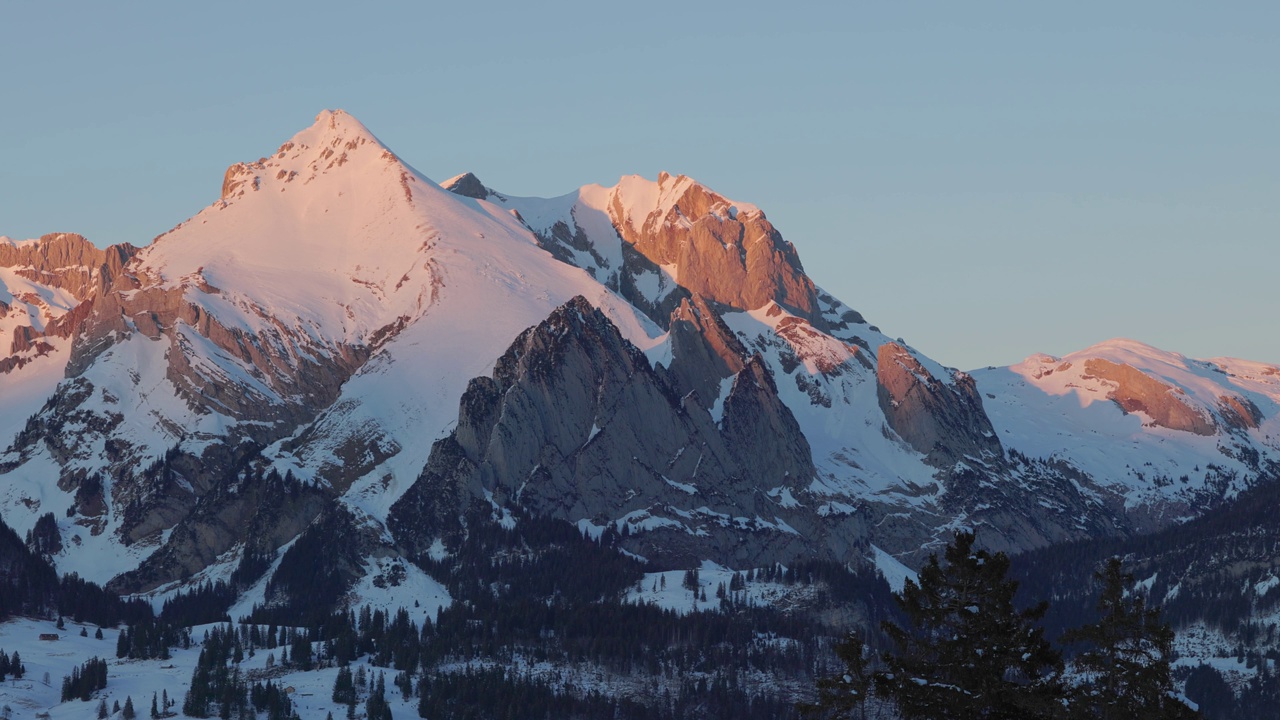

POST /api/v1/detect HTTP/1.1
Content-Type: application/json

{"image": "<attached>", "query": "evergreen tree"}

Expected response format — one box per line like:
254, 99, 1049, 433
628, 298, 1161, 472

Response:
97, 698, 108, 718
800, 630, 873, 720
290, 630, 313, 670
1061, 558, 1199, 719
1184, 665, 1233, 720
365, 670, 392, 720
394, 670, 413, 701
332, 666, 356, 705
873, 531, 1063, 719
123, 695, 136, 720
682, 568, 700, 591
26, 512, 62, 556
60, 657, 108, 702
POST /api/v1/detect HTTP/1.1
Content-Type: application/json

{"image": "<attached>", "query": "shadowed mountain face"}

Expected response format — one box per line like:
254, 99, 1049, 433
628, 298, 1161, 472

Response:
389, 295, 848, 570
0, 109, 1275, 606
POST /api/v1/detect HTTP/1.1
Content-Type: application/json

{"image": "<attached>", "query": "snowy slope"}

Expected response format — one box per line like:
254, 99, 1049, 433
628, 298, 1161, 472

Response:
0, 617, 424, 720
718, 303, 941, 501
974, 339, 1280, 510
0, 337, 70, 453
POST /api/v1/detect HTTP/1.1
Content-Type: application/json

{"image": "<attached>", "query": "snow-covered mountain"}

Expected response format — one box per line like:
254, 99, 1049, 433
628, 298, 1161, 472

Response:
976, 340, 1280, 519
1, 109, 1278, 610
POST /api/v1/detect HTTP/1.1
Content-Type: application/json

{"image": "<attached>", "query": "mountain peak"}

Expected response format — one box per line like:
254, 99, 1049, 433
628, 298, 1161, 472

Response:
1075, 337, 1170, 357
295, 109, 384, 149
609, 173, 762, 230
441, 172, 493, 200
217, 109, 414, 203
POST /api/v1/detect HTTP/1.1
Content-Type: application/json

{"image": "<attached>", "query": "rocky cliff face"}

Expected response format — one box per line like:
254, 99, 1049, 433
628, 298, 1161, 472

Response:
876, 342, 1002, 466
1081, 358, 1216, 435
389, 296, 859, 570
448, 171, 825, 329
107, 466, 332, 594
0, 233, 135, 300
657, 295, 747, 409
0, 234, 137, 375
609, 173, 824, 325
64, 271, 373, 427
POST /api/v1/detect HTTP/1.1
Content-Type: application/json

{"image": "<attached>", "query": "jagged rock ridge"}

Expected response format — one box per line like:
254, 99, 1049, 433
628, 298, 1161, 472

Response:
389, 295, 859, 570
0, 233, 136, 374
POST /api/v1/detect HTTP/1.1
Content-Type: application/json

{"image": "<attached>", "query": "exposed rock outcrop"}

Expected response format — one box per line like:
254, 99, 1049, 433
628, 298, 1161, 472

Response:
610, 173, 824, 325
1218, 394, 1264, 431
390, 296, 849, 570
109, 466, 331, 594
876, 342, 1002, 466
658, 295, 746, 409
441, 171, 492, 200
68, 274, 370, 426
1083, 359, 1216, 435
0, 233, 136, 300
0, 234, 139, 375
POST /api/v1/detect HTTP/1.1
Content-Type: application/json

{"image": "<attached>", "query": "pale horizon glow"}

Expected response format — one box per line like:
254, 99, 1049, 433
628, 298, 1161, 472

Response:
3, 1, 1277, 371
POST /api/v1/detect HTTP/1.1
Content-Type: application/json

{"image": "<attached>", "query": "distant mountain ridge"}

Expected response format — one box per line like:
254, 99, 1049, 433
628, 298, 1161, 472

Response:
0, 109, 1276, 610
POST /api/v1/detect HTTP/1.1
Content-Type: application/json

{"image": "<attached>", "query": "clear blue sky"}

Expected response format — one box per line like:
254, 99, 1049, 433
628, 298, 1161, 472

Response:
4, 1, 1277, 370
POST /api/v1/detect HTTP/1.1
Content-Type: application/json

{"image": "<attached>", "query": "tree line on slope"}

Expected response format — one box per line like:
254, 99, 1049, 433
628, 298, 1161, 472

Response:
805, 531, 1199, 720
139, 505, 895, 720
1011, 471, 1280, 718
1012, 471, 1280, 637
0, 514, 151, 626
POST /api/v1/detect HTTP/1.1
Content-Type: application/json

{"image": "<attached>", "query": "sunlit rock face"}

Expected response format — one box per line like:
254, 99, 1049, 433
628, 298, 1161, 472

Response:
447, 171, 824, 329
1081, 358, 1216, 436
0, 232, 135, 300
0, 233, 137, 374
659, 295, 747, 410
607, 172, 824, 325
876, 342, 1002, 466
